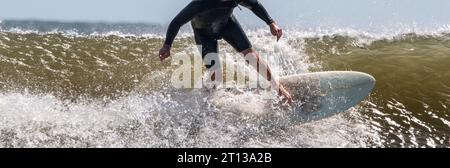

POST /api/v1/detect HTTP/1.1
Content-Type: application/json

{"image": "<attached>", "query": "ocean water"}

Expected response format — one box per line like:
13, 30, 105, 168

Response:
0, 20, 449, 148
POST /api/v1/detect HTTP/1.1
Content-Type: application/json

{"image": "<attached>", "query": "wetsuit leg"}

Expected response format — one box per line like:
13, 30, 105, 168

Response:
221, 16, 253, 53
193, 29, 219, 69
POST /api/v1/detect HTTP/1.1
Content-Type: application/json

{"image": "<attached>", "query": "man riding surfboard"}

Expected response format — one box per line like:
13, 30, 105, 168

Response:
159, 0, 293, 104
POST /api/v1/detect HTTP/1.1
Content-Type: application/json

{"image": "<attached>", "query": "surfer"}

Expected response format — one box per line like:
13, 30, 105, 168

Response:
159, 0, 293, 104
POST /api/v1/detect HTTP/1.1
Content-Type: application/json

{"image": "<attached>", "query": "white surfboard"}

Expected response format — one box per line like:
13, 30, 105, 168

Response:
279, 71, 376, 123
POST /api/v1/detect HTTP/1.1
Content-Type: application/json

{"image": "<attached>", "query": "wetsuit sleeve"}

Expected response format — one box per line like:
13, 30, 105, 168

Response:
164, 1, 205, 47
238, 0, 274, 25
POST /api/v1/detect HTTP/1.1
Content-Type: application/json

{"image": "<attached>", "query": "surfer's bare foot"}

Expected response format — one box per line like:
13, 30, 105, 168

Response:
279, 84, 293, 105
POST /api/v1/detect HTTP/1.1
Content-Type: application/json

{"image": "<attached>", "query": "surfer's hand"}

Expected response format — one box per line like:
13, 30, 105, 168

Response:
270, 22, 283, 41
159, 44, 171, 62
279, 84, 293, 105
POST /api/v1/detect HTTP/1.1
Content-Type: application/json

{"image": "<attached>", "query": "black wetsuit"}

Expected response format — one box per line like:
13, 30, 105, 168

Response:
164, 0, 274, 68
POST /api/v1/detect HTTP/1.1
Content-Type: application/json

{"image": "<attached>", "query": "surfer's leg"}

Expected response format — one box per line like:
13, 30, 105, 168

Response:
222, 17, 292, 102
222, 17, 277, 88
194, 29, 219, 81
240, 48, 278, 87
222, 16, 252, 53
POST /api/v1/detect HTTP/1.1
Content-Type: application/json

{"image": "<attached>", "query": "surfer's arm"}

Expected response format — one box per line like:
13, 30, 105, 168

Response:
164, 2, 204, 47
239, 0, 282, 41
238, 0, 274, 25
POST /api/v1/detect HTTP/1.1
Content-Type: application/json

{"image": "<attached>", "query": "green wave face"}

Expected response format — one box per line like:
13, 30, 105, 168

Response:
0, 28, 449, 148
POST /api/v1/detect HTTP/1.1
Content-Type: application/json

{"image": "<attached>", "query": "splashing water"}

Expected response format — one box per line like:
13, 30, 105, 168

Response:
1, 20, 449, 147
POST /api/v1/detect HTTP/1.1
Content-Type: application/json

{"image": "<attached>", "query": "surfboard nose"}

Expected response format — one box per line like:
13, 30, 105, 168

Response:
348, 71, 376, 88
326, 71, 376, 89
282, 71, 376, 123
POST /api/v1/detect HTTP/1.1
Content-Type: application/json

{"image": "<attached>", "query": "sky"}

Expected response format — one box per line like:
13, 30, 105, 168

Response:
1, 0, 450, 27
